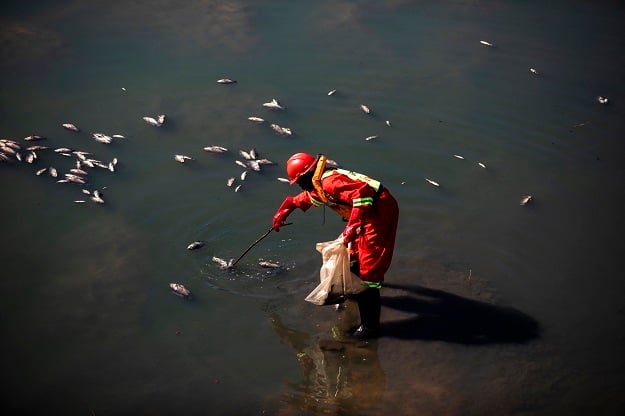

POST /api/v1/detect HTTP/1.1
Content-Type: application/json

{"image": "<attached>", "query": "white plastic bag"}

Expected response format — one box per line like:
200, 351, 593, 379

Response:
305, 237, 367, 306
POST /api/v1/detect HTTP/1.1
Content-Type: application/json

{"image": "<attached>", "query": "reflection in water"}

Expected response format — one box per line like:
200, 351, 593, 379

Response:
270, 312, 386, 416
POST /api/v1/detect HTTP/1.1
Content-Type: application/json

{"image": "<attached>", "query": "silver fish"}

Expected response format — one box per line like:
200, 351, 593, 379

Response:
328, 89, 337, 96
54, 147, 72, 153
70, 168, 88, 176
248, 116, 264, 123
597, 96, 608, 104
480, 40, 495, 47
360, 104, 371, 114
425, 178, 440, 187
226, 177, 235, 187
187, 241, 205, 250
24, 135, 45, 141
365, 135, 378, 141
520, 195, 534, 206
259, 261, 280, 268
262, 98, 285, 110
453, 154, 465, 159
212, 256, 233, 269
157, 114, 166, 125
174, 154, 193, 163
234, 184, 242, 192
240, 171, 248, 181
27, 145, 47, 151
277, 177, 290, 183
530, 68, 539, 75
49, 167, 58, 177
204, 146, 228, 153
216, 78, 237, 84
477, 162, 487, 169
235, 160, 248, 169
112, 134, 125, 139
36, 167, 48, 176
62, 123, 80, 132
143, 116, 161, 126
386, 120, 391, 127
239, 150, 253, 160
170, 283, 192, 298
91, 195, 105, 204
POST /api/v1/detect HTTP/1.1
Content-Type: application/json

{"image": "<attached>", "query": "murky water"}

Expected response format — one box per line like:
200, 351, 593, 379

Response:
1, 1, 624, 415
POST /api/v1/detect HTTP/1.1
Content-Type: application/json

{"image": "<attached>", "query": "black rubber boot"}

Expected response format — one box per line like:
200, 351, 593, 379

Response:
352, 288, 381, 339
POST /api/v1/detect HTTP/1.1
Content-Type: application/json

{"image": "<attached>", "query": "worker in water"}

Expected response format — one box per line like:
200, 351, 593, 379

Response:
272, 152, 399, 339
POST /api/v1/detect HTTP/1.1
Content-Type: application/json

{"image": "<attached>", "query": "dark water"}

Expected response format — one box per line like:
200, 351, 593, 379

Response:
1, 1, 625, 415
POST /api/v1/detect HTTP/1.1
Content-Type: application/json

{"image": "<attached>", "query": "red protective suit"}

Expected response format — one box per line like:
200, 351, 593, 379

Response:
278, 168, 399, 284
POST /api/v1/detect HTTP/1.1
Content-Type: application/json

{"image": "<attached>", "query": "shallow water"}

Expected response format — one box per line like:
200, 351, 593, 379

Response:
1, 1, 625, 415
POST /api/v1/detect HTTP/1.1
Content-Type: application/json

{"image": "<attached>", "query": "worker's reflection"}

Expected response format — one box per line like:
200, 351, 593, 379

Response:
270, 302, 386, 415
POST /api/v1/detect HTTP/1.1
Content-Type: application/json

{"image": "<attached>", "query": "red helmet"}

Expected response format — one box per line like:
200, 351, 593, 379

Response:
286, 152, 317, 184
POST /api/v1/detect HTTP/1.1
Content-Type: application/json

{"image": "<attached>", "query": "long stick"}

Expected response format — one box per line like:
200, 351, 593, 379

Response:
228, 223, 292, 268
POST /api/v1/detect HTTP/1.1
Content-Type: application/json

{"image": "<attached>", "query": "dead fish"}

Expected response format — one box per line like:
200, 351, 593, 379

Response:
227, 177, 235, 187
454, 154, 465, 159
174, 154, 193, 163
25, 152, 36, 163
480, 40, 495, 47
74, 200, 86, 203
477, 162, 487, 169
54, 147, 73, 153
277, 177, 290, 183
204, 146, 228, 153
36, 167, 48, 176
91, 195, 105, 204
112, 134, 125, 139
256, 158, 275, 165
248, 116, 264, 123
239, 150, 253, 160
70, 168, 88, 176
360, 104, 371, 114
62, 123, 80, 132
143, 116, 162, 126
425, 178, 440, 187
49, 167, 58, 177
217, 78, 237, 84
327, 89, 337, 96
247, 160, 260, 171
385, 120, 391, 127
259, 261, 280, 268
365, 135, 378, 141
82, 189, 91, 195
187, 241, 205, 250
262, 98, 285, 110
270, 124, 292, 136
24, 135, 45, 141
212, 256, 233, 269
93, 133, 113, 144
235, 160, 248, 169
240, 171, 248, 181
27, 145, 48, 151
597, 96, 609, 104
520, 195, 534, 206
157, 114, 166, 125
170, 283, 192, 298
108, 162, 115, 172
234, 184, 242, 192
530, 68, 539, 75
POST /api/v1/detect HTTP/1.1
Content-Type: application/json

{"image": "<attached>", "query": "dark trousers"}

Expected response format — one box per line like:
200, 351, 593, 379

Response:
354, 288, 381, 329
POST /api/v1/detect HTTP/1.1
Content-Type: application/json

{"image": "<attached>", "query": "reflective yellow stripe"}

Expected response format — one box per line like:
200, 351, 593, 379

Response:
326, 169, 381, 192
353, 196, 374, 207
307, 191, 324, 206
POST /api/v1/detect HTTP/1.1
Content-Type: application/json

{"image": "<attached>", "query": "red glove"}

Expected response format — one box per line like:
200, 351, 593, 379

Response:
273, 196, 296, 231
342, 206, 364, 244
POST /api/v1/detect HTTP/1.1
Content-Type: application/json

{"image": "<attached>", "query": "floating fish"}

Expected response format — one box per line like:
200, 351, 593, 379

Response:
82, 189, 91, 195
328, 89, 337, 96
187, 241, 205, 250
24, 135, 43, 142
204, 146, 228, 153
27, 145, 48, 151
112, 134, 125, 139
247, 116, 265, 123
597, 96, 609, 104
74, 200, 86, 203
425, 178, 440, 187
520, 195, 534, 206
70, 168, 88, 176
143, 116, 163, 127
235, 160, 248, 169
234, 184, 242, 192
270, 124, 292, 136
365, 135, 378, 141
226, 177, 235, 187
157, 114, 166, 125
262, 98, 285, 110
170, 283, 192, 298
480, 40, 495, 47
174, 154, 193, 163
49, 167, 58, 177
62, 123, 80, 132
239, 150, 253, 160
530, 68, 539, 75
360, 104, 371, 114
240, 171, 248, 181
36, 167, 48, 176
93, 133, 113, 144
216, 78, 237, 84
91, 195, 104, 204
259, 261, 280, 268
54, 147, 72, 153
212, 256, 233, 269
453, 155, 465, 159
277, 177, 290, 183
385, 120, 391, 127
477, 162, 487, 169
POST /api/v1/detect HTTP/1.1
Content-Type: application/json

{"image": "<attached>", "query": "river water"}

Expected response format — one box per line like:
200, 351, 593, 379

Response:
1, 1, 624, 415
